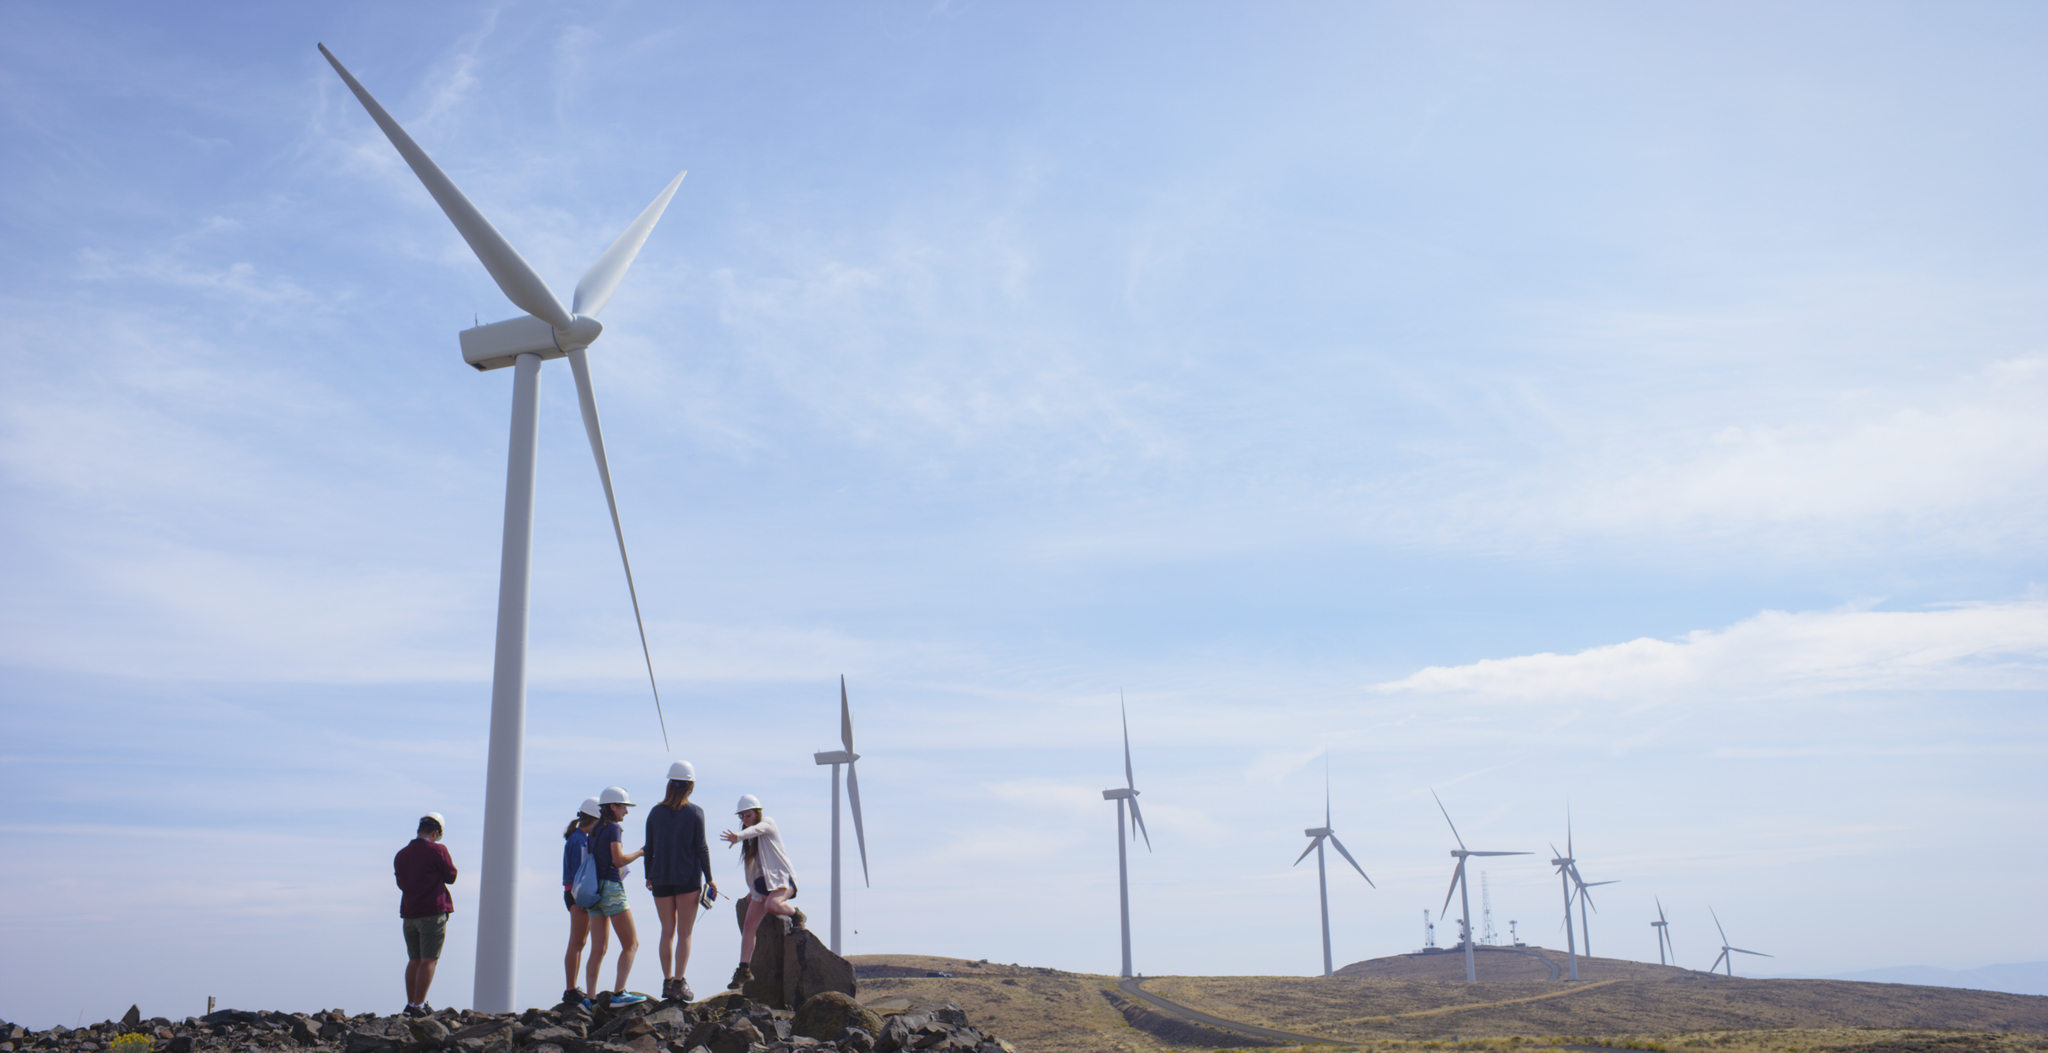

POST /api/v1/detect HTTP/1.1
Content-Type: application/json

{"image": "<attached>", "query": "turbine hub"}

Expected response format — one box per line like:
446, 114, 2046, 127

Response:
557, 314, 604, 349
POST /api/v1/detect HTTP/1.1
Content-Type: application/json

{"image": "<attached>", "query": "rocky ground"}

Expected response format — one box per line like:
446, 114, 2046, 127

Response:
0, 991, 1019, 1053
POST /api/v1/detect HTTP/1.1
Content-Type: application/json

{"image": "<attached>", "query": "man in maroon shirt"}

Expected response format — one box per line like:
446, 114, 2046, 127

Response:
394, 813, 458, 1017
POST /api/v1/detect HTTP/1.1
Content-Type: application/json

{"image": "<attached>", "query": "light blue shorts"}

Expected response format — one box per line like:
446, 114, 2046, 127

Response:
590, 879, 630, 917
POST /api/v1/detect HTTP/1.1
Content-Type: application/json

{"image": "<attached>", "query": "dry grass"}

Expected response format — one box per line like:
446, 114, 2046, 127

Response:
847, 952, 2048, 1053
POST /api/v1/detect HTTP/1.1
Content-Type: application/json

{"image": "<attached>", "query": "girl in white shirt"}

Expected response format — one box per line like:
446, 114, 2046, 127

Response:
719, 794, 803, 990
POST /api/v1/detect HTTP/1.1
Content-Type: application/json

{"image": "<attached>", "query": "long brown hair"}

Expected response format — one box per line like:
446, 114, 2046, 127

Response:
739, 808, 761, 864
661, 779, 693, 810
564, 812, 594, 840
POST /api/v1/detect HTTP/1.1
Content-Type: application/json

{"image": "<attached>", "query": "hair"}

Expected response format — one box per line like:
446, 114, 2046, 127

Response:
739, 808, 761, 864
563, 812, 595, 840
603, 802, 628, 822
417, 816, 442, 837
661, 779, 693, 810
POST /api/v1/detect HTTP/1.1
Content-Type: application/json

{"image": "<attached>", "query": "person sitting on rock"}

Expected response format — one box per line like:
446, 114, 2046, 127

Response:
393, 812, 457, 1018
589, 785, 649, 1007
719, 794, 803, 990
644, 761, 717, 1002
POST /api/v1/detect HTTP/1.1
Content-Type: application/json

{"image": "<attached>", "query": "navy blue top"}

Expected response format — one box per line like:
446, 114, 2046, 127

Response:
643, 802, 712, 889
591, 821, 623, 883
562, 828, 588, 887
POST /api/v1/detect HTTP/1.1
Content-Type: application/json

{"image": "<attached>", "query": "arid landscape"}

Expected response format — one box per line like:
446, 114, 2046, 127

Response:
848, 951, 2048, 1053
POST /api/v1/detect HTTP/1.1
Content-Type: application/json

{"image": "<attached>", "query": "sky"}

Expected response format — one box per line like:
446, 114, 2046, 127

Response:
3, 0, 2046, 1029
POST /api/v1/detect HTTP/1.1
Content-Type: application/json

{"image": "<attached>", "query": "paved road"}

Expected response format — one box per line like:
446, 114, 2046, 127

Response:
1116, 976, 1354, 1047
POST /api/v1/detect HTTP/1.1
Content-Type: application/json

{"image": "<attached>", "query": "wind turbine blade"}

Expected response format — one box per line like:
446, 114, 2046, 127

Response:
1656, 897, 1668, 926
1730, 947, 1771, 957
1324, 756, 1331, 829
1293, 836, 1322, 867
564, 348, 667, 747
1127, 792, 1152, 851
845, 759, 870, 887
572, 168, 686, 317
1328, 834, 1374, 887
1711, 948, 1729, 972
1711, 907, 1730, 946
1441, 859, 1463, 918
318, 45, 572, 330
1121, 693, 1135, 791
840, 674, 855, 753
1470, 851, 1530, 857
1430, 788, 1467, 850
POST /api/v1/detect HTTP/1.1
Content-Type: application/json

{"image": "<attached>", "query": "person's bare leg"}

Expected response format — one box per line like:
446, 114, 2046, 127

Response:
763, 888, 795, 916
739, 894, 772, 964
586, 915, 611, 995
653, 895, 679, 982
610, 911, 640, 994
405, 959, 422, 1005
414, 958, 439, 1004
673, 892, 702, 980
565, 907, 590, 992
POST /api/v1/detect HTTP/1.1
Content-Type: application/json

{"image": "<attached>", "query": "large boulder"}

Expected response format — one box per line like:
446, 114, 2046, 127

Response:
791, 992, 881, 1042
739, 914, 856, 1010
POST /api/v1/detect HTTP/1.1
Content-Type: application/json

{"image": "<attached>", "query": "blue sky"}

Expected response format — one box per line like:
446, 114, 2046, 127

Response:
3, 0, 2045, 1028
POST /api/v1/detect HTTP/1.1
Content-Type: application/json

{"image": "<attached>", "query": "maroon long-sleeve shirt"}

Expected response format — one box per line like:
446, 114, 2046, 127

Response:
394, 838, 457, 918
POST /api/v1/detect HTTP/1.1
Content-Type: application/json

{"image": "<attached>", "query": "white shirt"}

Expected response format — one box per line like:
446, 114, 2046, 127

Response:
737, 815, 796, 892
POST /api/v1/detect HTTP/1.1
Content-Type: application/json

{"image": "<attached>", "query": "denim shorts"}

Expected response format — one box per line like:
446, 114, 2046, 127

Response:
590, 879, 629, 917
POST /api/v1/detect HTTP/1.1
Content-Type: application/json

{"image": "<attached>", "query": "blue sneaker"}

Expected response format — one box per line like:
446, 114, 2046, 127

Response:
607, 992, 647, 1007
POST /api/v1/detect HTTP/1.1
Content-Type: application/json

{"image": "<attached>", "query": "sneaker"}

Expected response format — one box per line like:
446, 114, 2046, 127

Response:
728, 963, 752, 990
561, 988, 583, 1007
607, 992, 647, 1008
402, 1006, 421, 1019
789, 908, 807, 930
675, 981, 694, 1002
660, 978, 677, 1001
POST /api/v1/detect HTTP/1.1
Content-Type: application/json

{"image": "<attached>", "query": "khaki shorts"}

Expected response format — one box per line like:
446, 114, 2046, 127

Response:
403, 913, 448, 960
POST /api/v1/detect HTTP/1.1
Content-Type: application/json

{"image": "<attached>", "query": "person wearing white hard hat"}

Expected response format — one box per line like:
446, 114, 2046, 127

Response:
643, 761, 716, 1001
394, 812, 457, 1018
719, 794, 802, 991
588, 786, 648, 1007
560, 797, 603, 1007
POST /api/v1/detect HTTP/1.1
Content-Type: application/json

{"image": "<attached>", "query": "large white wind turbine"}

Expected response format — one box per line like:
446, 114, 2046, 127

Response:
1101, 698, 1152, 979
1432, 790, 1529, 982
1550, 814, 1617, 980
812, 675, 871, 956
321, 45, 683, 1013
1707, 907, 1772, 976
1651, 897, 1674, 966
1292, 758, 1373, 978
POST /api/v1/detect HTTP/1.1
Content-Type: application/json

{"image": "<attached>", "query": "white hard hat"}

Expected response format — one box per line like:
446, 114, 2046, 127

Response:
422, 812, 446, 833
600, 786, 634, 807
578, 797, 603, 819
735, 794, 762, 815
668, 761, 695, 782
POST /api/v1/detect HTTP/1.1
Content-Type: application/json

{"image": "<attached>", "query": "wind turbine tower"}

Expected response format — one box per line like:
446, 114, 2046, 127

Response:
1101, 698, 1152, 978
1431, 790, 1531, 981
812, 676, 871, 956
320, 46, 681, 1012
1292, 757, 1374, 977
1651, 898, 1673, 966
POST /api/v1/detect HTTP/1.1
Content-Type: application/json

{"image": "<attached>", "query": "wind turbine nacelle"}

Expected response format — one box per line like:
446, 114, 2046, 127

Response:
1102, 788, 1137, 800
1304, 827, 1331, 837
459, 314, 603, 371
814, 750, 856, 765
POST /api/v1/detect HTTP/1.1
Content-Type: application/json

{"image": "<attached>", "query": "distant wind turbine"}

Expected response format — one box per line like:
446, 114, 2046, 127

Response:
1101, 696, 1152, 979
319, 45, 682, 1013
1292, 756, 1374, 977
1707, 907, 1772, 976
1651, 897, 1674, 966
812, 676, 871, 956
1432, 790, 1530, 982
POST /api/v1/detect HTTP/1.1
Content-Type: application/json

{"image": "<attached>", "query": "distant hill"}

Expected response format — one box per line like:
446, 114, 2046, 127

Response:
1818, 961, 2048, 996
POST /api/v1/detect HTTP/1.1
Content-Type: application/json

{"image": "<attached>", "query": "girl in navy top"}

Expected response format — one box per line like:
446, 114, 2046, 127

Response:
643, 761, 717, 1001
560, 797, 600, 1007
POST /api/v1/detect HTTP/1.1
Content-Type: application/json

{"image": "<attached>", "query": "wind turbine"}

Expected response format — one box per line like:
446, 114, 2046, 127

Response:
320, 46, 682, 1013
1101, 697, 1152, 978
1574, 874, 1618, 959
1431, 791, 1530, 982
1292, 757, 1374, 977
1551, 813, 1616, 979
1707, 907, 1772, 976
1650, 897, 1673, 966
812, 676, 871, 956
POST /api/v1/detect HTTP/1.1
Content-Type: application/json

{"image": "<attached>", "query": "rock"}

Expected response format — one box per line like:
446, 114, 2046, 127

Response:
408, 1019, 451, 1046
446, 1021, 510, 1045
589, 1017, 649, 1044
740, 915, 856, 1010
120, 1009, 142, 1032
702, 1019, 757, 1053
526, 1045, 564, 1053
345, 1032, 399, 1053
522, 1027, 582, 1052
165, 1038, 193, 1053
830, 1027, 874, 1053
791, 994, 879, 1044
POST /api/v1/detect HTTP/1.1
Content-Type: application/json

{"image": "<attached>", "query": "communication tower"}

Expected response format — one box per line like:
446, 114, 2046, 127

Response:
1481, 871, 1498, 945
1510, 919, 1524, 947
1424, 909, 1437, 949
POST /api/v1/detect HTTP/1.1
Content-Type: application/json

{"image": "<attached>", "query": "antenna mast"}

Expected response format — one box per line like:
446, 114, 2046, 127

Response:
1424, 909, 1436, 950
1481, 870, 1497, 946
